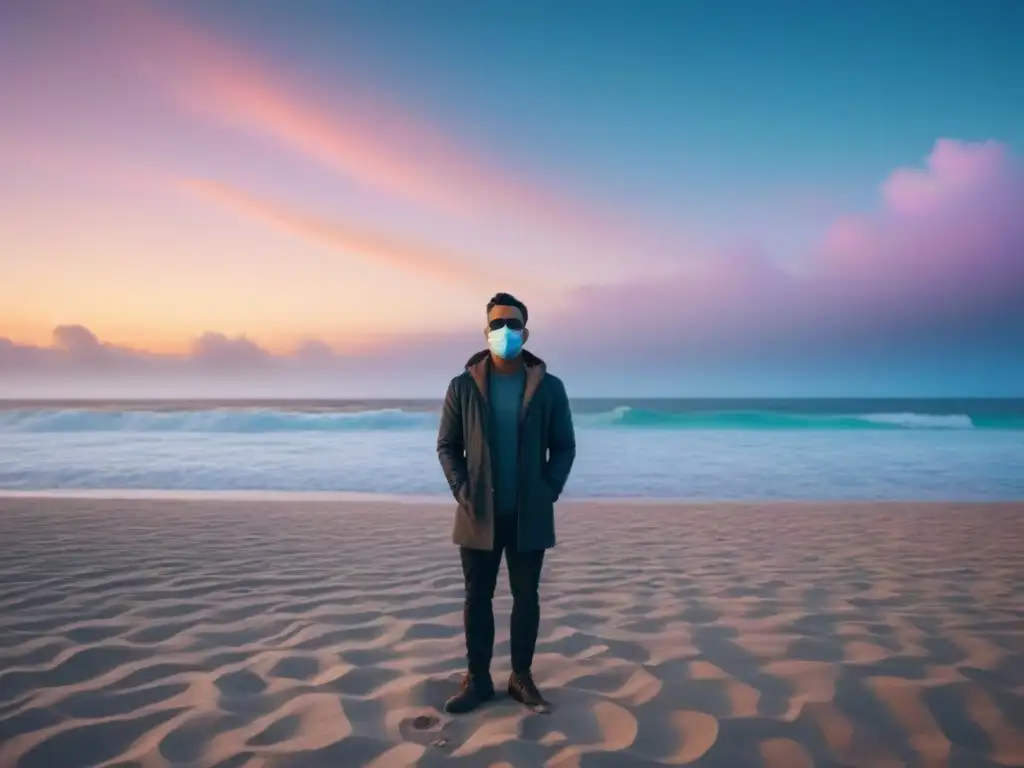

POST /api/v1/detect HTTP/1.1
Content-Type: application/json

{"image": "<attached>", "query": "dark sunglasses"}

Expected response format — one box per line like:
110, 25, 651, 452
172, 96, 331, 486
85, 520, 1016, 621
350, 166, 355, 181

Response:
488, 317, 524, 331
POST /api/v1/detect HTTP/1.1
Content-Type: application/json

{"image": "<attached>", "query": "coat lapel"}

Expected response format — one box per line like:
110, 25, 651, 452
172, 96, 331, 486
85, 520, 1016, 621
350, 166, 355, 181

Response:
464, 350, 546, 419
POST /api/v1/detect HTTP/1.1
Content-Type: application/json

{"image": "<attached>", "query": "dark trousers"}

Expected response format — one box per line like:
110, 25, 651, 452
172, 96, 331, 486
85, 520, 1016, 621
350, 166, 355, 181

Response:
460, 515, 545, 677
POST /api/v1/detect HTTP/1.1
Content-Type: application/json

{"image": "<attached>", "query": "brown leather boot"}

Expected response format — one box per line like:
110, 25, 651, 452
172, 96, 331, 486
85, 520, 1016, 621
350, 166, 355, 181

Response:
508, 671, 545, 707
444, 672, 495, 714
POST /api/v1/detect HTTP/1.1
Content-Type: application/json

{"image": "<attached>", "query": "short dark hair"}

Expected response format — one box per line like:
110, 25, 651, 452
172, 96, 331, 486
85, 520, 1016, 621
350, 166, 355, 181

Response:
486, 292, 528, 325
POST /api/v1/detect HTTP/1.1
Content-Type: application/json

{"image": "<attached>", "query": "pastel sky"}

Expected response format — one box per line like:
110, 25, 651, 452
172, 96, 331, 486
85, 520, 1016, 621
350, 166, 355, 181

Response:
2, 0, 1023, 397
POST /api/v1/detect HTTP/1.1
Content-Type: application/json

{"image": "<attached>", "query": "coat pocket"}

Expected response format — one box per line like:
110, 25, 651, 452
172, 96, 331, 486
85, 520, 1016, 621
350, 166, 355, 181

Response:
543, 480, 558, 503
454, 479, 470, 507
458, 478, 486, 521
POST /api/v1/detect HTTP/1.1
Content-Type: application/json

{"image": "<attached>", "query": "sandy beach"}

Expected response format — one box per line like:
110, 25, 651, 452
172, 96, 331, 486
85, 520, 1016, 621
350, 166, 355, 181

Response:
1, 497, 1022, 768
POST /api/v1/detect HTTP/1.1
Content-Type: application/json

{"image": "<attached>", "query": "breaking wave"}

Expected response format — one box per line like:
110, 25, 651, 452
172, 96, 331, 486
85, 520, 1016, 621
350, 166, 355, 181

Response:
0, 406, 1019, 433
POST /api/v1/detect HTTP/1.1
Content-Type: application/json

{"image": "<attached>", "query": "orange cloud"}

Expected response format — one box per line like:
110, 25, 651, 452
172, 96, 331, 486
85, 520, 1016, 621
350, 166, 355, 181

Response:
178, 177, 497, 285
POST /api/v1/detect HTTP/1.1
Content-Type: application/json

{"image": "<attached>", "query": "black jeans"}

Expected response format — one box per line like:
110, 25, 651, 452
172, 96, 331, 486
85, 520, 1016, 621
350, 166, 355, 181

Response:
460, 514, 545, 678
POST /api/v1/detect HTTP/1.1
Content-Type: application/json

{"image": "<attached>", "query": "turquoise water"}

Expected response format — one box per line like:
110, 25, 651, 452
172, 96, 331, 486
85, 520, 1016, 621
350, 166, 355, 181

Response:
0, 399, 1022, 498
1, 398, 1023, 432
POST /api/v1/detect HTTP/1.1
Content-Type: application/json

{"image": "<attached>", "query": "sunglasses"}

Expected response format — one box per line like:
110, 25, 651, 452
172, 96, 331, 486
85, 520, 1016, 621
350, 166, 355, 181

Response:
488, 317, 524, 331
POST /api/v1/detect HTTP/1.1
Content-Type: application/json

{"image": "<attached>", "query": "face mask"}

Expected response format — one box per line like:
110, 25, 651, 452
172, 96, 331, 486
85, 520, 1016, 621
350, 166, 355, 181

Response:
488, 326, 524, 359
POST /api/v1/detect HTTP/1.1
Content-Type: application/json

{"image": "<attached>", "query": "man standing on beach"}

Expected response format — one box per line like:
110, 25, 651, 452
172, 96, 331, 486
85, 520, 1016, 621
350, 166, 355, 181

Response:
436, 292, 576, 713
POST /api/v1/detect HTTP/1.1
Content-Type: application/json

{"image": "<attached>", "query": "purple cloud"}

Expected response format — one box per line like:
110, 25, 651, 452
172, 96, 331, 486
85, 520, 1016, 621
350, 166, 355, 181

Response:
554, 139, 1024, 361
0, 325, 478, 398
52, 324, 102, 353
190, 333, 275, 371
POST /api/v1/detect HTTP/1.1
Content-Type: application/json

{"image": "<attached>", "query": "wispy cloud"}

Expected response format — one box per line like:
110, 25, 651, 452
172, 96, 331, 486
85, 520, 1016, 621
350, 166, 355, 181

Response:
0, 0, 693, 280
178, 178, 498, 285
112, 1, 643, 251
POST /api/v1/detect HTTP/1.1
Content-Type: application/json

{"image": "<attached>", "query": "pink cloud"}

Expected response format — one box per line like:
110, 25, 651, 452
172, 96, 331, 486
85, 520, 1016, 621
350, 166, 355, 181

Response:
881, 139, 1012, 217
818, 140, 1024, 335
104, 2, 644, 250
557, 139, 1024, 359
0, 2, 693, 273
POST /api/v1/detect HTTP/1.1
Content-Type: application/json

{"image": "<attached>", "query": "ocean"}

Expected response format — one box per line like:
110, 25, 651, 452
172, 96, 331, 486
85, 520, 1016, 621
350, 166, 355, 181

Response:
1, 399, 1022, 500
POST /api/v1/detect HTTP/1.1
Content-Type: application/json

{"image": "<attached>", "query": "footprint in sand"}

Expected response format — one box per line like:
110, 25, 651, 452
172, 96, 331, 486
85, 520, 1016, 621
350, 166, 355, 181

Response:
412, 714, 439, 730
399, 712, 454, 752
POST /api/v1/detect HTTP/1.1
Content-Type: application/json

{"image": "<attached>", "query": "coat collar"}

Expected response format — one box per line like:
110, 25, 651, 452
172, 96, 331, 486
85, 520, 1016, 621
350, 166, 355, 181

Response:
465, 349, 546, 412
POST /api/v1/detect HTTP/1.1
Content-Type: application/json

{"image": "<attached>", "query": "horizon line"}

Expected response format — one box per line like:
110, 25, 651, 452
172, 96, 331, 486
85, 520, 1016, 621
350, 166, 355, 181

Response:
1, 395, 1022, 403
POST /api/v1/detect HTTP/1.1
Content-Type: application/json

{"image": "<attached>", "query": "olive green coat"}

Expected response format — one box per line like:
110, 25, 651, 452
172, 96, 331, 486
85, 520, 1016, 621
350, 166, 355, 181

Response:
436, 350, 576, 551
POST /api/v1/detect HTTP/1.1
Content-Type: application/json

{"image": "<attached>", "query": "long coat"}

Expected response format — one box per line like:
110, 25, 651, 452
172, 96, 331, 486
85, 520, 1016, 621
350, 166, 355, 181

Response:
436, 349, 576, 551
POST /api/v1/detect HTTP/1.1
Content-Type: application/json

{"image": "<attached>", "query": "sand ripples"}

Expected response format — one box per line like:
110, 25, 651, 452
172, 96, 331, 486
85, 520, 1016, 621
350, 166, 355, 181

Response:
1, 499, 1022, 767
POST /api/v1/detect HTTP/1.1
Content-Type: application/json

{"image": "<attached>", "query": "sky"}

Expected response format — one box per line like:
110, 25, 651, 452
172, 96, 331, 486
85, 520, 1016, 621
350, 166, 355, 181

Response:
1, 0, 1023, 397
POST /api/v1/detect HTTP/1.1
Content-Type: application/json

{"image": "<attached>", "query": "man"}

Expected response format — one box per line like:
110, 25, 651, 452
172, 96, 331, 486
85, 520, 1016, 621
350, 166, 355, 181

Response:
436, 292, 576, 714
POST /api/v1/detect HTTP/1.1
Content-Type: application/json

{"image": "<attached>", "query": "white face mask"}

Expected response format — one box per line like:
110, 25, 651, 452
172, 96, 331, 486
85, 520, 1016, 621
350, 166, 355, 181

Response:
488, 326, 524, 359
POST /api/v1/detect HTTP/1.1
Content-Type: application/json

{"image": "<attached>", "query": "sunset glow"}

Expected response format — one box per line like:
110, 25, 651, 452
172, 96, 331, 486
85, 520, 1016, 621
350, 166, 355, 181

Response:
2, 0, 1022, 395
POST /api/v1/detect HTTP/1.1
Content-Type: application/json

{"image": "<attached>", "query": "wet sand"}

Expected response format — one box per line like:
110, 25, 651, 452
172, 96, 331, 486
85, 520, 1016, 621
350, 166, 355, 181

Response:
1, 497, 1022, 767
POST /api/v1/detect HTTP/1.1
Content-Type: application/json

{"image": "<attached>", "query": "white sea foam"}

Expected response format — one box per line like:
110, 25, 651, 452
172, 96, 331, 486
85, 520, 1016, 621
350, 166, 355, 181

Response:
858, 412, 974, 429
0, 406, 987, 433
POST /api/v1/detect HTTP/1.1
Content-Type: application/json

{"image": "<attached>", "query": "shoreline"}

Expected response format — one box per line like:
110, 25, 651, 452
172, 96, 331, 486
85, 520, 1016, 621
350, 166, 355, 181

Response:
2, 488, 1023, 504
